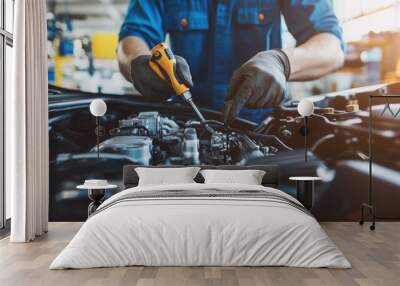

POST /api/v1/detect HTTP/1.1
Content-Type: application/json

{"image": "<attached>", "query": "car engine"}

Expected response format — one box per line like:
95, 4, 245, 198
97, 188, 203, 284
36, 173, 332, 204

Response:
93, 111, 272, 165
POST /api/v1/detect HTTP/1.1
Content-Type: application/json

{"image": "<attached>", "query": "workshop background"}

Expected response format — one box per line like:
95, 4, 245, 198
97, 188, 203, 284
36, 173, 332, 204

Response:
46, 0, 400, 222
47, 0, 400, 96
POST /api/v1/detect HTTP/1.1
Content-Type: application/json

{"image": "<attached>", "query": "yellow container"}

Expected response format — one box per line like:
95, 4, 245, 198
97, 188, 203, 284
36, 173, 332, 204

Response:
92, 32, 118, 59
54, 56, 75, 87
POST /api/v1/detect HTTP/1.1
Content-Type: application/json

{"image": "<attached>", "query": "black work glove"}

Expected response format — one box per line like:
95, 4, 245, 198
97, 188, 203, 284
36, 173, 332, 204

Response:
130, 55, 193, 99
223, 49, 291, 125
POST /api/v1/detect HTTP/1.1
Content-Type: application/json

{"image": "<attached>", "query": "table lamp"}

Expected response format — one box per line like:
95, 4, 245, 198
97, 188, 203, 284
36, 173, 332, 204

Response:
90, 99, 107, 159
297, 99, 314, 162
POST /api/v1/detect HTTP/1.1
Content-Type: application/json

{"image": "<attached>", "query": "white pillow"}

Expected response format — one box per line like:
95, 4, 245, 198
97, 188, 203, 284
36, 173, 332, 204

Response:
136, 167, 200, 186
200, 169, 266, 185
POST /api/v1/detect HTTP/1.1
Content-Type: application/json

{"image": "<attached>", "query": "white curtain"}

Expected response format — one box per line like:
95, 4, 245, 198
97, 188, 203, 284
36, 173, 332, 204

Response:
8, 0, 49, 242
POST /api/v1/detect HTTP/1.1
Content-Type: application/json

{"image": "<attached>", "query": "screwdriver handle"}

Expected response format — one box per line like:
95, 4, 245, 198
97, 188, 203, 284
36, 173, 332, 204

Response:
149, 43, 190, 96
149, 43, 215, 134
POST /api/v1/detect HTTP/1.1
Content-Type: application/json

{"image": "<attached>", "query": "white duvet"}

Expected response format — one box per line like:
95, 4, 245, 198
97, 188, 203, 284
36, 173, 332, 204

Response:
50, 183, 350, 269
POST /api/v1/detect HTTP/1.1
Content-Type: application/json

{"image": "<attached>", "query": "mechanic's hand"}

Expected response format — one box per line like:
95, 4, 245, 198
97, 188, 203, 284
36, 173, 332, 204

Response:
223, 49, 291, 125
130, 55, 193, 99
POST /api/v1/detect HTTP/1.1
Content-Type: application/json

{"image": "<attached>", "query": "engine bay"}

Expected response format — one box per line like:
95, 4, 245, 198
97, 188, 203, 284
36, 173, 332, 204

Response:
48, 83, 400, 222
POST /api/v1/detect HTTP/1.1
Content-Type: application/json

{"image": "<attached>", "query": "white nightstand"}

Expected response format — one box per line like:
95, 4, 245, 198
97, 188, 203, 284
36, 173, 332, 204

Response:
77, 180, 118, 217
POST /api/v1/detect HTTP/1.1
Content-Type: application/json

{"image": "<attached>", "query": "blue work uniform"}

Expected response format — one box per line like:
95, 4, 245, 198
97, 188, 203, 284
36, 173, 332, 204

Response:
120, 0, 343, 123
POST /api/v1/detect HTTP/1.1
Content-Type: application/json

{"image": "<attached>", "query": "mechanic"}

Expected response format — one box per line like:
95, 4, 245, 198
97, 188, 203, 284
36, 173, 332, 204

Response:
117, 1, 344, 124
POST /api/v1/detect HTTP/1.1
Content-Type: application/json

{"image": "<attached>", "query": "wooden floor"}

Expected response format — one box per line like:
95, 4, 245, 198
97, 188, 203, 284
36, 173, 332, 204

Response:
0, 222, 399, 286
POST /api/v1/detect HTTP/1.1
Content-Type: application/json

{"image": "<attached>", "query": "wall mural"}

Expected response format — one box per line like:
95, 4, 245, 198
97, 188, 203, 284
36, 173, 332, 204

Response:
46, 3, 400, 222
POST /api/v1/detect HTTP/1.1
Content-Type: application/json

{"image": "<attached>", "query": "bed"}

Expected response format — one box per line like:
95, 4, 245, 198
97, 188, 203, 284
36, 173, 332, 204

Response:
50, 165, 350, 269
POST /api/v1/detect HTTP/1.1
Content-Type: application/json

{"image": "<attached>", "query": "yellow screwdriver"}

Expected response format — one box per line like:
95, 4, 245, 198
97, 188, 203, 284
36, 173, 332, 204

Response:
149, 43, 215, 133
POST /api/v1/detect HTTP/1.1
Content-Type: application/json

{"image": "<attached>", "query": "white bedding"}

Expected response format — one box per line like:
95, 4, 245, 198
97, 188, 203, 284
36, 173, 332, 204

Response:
50, 183, 350, 269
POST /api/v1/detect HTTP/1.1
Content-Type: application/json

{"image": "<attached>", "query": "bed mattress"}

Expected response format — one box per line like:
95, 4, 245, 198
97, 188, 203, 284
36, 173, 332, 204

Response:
50, 183, 350, 269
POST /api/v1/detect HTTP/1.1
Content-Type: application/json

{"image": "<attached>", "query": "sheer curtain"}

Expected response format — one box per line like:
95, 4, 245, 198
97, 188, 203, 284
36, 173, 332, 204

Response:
8, 0, 49, 242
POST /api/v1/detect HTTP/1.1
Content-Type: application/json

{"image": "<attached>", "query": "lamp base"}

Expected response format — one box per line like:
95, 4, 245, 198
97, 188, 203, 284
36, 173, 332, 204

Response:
88, 189, 105, 216
359, 203, 376, 231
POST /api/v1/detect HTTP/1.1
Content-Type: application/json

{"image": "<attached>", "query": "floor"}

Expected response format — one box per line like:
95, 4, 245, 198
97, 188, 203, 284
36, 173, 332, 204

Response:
0, 222, 399, 286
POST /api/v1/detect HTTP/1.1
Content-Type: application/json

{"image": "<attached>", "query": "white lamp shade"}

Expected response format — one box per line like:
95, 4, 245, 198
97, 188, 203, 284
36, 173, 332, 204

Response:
90, 99, 107, 117
297, 99, 314, 117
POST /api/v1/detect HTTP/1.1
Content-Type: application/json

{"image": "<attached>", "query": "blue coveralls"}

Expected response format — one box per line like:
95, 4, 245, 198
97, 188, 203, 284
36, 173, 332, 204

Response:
120, 0, 343, 123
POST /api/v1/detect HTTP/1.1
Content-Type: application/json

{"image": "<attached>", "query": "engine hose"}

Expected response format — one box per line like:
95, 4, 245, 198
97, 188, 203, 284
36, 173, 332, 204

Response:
206, 121, 293, 151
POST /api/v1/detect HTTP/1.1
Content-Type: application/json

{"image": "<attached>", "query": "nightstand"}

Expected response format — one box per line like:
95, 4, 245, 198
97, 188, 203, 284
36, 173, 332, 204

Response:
289, 177, 321, 210
77, 180, 118, 217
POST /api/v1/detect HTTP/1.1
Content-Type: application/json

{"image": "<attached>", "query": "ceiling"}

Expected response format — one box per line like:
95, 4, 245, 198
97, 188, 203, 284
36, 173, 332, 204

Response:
47, 0, 130, 34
